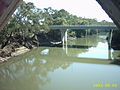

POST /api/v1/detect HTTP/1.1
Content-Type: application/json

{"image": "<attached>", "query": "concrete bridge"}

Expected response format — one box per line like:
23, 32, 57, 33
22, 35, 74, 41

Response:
49, 25, 118, 50
49, 25, 118, 30
49, 25, 117, 60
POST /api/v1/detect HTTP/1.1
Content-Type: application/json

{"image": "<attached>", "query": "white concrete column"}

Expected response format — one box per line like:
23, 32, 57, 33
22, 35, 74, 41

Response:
108, 29, 113, 50
65, 29, 68, 43
60, 29, 68, 53
61, 30, 65, 47
108, 29, 113, 60
61, 29, 68, 46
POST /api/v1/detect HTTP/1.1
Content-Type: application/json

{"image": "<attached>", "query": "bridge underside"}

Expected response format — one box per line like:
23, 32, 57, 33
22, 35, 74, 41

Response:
96, 0, 120, 29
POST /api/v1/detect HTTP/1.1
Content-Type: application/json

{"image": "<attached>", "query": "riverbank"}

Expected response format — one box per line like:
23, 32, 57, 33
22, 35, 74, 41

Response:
0, 41, 62, 63
0, 46, 30, 63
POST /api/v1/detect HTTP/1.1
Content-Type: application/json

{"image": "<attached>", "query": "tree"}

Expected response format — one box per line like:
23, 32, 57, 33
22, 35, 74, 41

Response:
0, 1, 46, 49
0, 1, 114, 49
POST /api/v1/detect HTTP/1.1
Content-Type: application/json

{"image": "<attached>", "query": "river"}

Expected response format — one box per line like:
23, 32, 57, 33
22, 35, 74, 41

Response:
0, 34, 120, 90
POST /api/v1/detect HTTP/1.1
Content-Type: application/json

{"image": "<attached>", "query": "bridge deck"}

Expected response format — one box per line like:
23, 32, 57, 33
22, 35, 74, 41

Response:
49, 25, 118, 30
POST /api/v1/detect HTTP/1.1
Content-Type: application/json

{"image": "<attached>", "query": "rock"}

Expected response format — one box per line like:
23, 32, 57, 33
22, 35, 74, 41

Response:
3, 44, 15, 52
0, 49, 11, 58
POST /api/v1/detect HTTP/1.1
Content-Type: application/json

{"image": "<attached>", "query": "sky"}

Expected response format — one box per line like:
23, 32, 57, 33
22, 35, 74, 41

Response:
24, 0, 112, 22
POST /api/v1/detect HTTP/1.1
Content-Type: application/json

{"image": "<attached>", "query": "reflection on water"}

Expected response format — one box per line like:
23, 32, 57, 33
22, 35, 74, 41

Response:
0, 34, 120, 90
46, 63, 120, 90
77, 42, 111, 59
0, 55, 120, 90
40, 49, 49, 55
99, 35, 107, 39
67, 35, 120, 60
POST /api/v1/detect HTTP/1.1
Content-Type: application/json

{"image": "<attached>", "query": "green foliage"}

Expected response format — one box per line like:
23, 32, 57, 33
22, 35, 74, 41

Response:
0, 1, 114, 48
53, 17, 68, 25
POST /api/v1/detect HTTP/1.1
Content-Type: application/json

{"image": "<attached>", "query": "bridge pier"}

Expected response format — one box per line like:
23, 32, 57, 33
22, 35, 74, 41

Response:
108, 29, 113, 60
108, 29, 113, 50
60, 29, 68, 47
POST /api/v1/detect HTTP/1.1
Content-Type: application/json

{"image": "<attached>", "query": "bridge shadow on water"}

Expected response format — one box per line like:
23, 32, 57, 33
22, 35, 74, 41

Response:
67, 45, 95, 49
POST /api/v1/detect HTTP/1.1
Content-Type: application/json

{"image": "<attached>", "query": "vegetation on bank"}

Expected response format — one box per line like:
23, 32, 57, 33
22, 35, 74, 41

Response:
0, 1, 115, 61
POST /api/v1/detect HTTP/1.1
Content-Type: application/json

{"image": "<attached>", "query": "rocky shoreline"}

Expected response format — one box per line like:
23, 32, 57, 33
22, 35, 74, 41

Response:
0, 41, 62, 63
0, 46, 30, 63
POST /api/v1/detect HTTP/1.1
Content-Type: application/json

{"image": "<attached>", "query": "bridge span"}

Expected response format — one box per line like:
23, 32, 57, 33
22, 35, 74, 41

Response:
48, 25, 118, 30
48, 25, 118, 52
